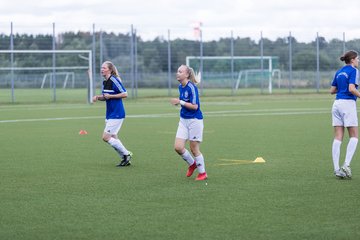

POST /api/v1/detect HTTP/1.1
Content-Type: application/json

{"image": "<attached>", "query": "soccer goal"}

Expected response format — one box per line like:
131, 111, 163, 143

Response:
186, 56, 280, 94
235, 68, 281, 91
41, 72, 75, 89
0, 50, 94, 103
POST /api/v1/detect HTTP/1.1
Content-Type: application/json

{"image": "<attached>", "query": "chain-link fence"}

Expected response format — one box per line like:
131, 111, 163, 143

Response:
0, 22, 359, 103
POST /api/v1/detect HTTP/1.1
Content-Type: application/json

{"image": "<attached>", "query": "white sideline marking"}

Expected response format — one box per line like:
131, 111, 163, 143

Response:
0, 109, 329, 124
0, 116, 103, 123
206, 110, 329, 117
0, 104, 102, 112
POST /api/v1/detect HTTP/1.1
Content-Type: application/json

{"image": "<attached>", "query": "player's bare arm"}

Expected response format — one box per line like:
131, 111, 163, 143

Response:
170, 98, 198, 110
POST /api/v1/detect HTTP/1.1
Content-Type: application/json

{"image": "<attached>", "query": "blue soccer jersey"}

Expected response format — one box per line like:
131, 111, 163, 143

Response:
178, 81, 203, 119
102, 75, 126, 119
332, 65, 360, 101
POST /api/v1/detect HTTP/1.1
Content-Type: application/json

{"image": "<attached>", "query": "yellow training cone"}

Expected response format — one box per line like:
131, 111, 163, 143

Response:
253, 157, 265, 163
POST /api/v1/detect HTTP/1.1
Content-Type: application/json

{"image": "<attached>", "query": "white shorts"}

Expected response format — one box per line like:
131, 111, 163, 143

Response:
176, 118, 204, 142
104, 119, 124, 135
332, 100, 358, 127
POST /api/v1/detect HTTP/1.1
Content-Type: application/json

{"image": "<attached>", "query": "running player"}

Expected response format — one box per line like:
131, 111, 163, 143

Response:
170, 64, 207, 181
331, 50, 360, 178
93, 61, 132, 167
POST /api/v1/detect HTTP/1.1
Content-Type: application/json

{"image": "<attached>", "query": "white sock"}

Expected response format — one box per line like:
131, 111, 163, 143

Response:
332, 139, 342, 171
345, 137, 358, 167
181, 149, 195, 166
108, 137, 129, 156
194, 154, 206, 174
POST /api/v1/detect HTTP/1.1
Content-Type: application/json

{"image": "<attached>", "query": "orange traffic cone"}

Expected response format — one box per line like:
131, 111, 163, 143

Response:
79, 130, 88, 135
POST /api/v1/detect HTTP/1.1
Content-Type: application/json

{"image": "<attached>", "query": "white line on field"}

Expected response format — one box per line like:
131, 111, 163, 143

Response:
0, 109, 330, 123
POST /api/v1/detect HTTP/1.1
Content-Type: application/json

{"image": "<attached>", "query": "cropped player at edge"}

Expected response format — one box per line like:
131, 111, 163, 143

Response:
330, 50, 360, 179
92, 61, 133, 167
170, 65, 207, 181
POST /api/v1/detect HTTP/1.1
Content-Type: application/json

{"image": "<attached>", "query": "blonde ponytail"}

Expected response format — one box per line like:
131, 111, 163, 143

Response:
194, 71, 201, 84
183, 65, 201, 85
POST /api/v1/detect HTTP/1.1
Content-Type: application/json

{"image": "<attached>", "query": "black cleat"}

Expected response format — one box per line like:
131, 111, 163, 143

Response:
116, 151, 133, 167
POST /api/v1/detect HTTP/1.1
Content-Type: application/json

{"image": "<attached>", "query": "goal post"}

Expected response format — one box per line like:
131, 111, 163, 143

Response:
0, 50, 94, 103
186, 56, 280, 94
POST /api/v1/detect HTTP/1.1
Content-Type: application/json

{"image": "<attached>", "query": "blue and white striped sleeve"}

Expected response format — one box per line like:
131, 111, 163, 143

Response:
188, 83, 197, 105
110, 76, 127, 93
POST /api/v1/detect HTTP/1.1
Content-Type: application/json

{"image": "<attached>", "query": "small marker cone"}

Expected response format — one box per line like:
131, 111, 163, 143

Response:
253, 157, 265, 163
79, 130, 88, 135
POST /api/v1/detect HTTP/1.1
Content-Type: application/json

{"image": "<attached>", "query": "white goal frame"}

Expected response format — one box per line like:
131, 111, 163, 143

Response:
186, 56, 278, 93
41, 72, 75, 89
0, 50, 94, 103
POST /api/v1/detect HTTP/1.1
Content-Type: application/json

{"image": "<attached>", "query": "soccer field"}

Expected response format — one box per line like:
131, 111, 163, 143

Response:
1, 93, 359, 240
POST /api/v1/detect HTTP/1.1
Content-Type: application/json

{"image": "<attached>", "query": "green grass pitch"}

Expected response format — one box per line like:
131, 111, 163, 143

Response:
1, 92, 360, 239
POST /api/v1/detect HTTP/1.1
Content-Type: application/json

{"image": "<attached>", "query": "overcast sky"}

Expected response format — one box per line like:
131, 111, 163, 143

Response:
1, 0, 359, 42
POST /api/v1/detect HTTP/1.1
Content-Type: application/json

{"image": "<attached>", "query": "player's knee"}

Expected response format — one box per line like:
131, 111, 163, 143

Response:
102, 135, 110, 142
174, 145, 184, 154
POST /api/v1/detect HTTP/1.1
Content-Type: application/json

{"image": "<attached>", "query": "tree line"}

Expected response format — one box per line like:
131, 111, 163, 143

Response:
1, 32, 359, 73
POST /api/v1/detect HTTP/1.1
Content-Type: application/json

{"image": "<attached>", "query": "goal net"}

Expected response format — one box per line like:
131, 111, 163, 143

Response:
186, 56, 280, 93
0, 50, 94, 103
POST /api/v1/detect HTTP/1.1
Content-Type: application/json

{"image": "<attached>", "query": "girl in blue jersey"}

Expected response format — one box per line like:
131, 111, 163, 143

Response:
92, 61, 132, 167
331, 50, 360, 179
170, 65, 207, 181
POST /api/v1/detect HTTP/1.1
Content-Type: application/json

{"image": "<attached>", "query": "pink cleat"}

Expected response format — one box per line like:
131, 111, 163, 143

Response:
195, 172, 208, 181
186, 162, 197, 177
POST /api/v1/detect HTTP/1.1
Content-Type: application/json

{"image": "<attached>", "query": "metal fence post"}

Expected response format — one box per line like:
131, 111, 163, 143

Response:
92, 23, 96, 97
10, 22, 15, 103
52, 22, 56, 102
231, 30, 234, 95
200, 29, 203, 95
99, 30, 103, 92
130, 24, 135, 98
316, 32, 320, 93
167, 29, 172, 96
260, 31, 264, 94
289, 31, 293, 93
133, 29, 137, 98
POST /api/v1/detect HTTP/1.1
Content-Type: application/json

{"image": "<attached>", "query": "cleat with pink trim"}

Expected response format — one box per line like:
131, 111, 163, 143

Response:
195, 172, 208, 181
186, 162, 197, 177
